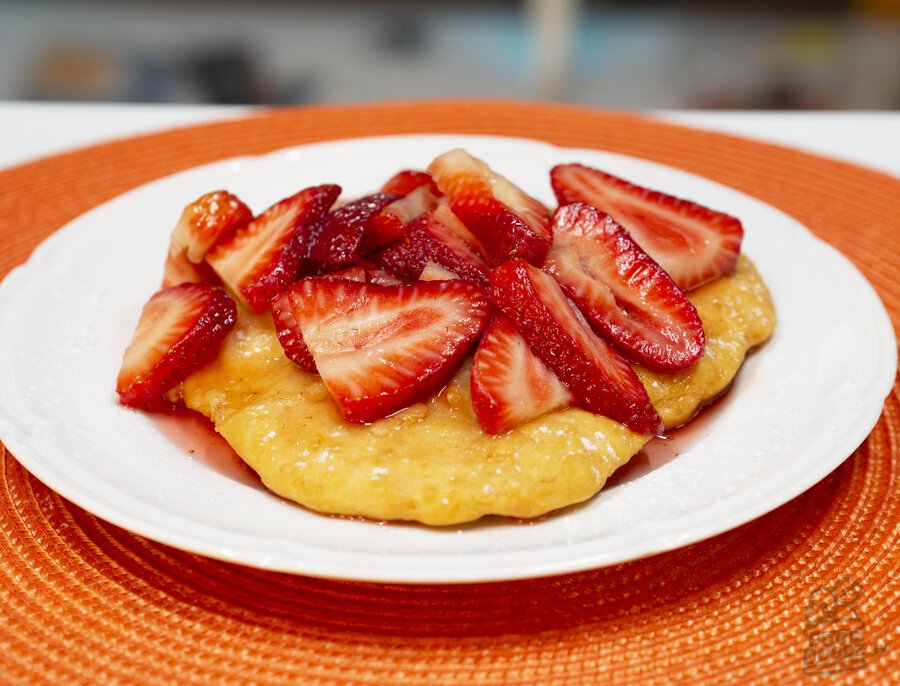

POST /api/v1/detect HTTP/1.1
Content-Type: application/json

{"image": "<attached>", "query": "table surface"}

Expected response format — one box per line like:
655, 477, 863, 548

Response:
1, 101, 898, 179
1, 100, 897, 685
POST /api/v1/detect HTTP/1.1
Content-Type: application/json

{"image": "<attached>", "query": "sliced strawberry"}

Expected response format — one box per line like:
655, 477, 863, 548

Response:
308, 192, 399, 272
271, 291, 317, 373
550, 163, 743, 291
544, 203, 704, 372
322, 265, 368, 282
362, 185, 440, 251
161, 247, 219, 288
279, 278, 490, 423
116, 283, 237, 409
380, 169, 440, 196
428, 148, 551, 265
363, 263, 406, 286
206, 184, 340, 313
372, 206, 490, 288
491, 260, 662, 435
419, 262, 460, 281
170, 191, 252, 264
471, 314, 573, 434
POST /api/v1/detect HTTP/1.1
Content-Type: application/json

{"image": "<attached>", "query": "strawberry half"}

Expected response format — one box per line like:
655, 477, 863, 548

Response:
471, 314, 573, 434
308, 192, 399, 272
551, 163, 742, 291
161, 248, 220, 288
362, 185, 440, 251
544, 203, 705, 372
116, 283, 237, 409
380, 169, 440, 196
428, 149, 551, 265
491, 260, 662, 435
170, 190, 253, 264
206, 184, 340, 312
271, 265, 372, 373
279, 278, 490, 423
373, 203, 491, 287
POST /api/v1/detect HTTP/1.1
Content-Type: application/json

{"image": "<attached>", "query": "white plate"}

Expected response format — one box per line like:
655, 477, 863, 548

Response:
0, 135, 895, 584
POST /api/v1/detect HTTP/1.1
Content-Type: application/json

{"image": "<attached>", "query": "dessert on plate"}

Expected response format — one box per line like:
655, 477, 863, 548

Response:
116, 148, 775, 525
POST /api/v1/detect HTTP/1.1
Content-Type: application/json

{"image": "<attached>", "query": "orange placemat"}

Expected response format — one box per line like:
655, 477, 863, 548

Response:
1, 101, 897, 685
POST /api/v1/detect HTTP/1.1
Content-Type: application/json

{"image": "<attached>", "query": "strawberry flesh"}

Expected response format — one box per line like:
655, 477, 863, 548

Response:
372, 204, 490, 287
161, 248, 220, 288
170, 190, 252, 264
280, 278, 490, 423
471, 314, 573, 434
491, 259, 662, 435
544, 203, 705, 372
116, 283, 237, 409
428, 149, 551, 265
362, 185, 440, 251
551, 163, 742, 291
380, 169, 440, 196
309, 192, 399, 272
206, 184, 340, 313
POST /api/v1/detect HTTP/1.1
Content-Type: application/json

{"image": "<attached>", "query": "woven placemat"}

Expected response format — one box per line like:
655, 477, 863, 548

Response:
1, 101, 897, 685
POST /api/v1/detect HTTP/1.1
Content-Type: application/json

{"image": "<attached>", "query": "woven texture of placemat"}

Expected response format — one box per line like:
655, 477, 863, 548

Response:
0, 101, 897, 685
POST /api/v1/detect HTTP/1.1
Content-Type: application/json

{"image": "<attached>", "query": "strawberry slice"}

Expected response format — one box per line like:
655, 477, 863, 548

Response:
471, 314, 573, 434
491, 260, 662, 435
161, 248, 219, 288
373, 203, 491, 287
362, 185, 440, 251
419, 262, 460, 281
116, 283, 237, 409
308, 192, 399, 272
428, 148, 551, 265
170, 190, 252, 264
544, 203, 705, 372
380, 169, 440, 196
206, 184, 340, 312
550, 163, 743, 291
271, 265, 373, 373
279, 278, 490, 423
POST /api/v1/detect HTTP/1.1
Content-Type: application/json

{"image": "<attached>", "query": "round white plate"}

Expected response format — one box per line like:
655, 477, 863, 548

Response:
0, 135, 895, 584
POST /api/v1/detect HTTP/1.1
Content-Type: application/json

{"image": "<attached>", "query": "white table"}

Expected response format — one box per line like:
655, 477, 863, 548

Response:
1, 101, 898, 179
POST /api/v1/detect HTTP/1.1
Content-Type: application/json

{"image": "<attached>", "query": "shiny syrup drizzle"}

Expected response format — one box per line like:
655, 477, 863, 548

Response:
604, 383, 735, 489
149, 384, 736, 524
149, 408, 265, 490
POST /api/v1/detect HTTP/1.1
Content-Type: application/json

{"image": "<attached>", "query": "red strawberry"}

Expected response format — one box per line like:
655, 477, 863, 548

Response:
428, 148, 551, 265
373, 204, 490, 287
116, 283, 237, 409
419, 262, 460, 281
206, 184, 340, 313
363, 263, 406, 286
170, 190, 252, 264
550, 164, 743, 291
380, 169, 440, 196
278, 278, 490, 423
272, 264, 374, 374
308, 192, 399, 272
491, 260, 662, 435
362, 185, 440, 251
544, 203, 704, 372
271, 291, 317, 373
471, 314, 573, 434
161, 247, 220, 288
322, 265, 368, 282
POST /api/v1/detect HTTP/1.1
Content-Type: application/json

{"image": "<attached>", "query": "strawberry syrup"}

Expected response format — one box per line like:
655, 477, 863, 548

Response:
604, 385, 734, 489
149, 408, 265, 489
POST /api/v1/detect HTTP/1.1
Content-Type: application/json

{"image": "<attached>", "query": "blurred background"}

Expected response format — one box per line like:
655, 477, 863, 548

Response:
1, 0, 898, 109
